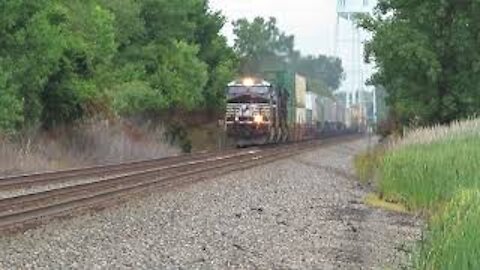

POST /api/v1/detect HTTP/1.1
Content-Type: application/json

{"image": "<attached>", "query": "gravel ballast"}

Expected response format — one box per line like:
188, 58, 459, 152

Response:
0, 137, 421, 269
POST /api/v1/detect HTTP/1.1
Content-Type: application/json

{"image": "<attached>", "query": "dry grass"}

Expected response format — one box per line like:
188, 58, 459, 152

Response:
364, 193, 409, 214
0, 138, 56, 176
0, 120, 179, 177
354, 146, 385, 184
389, 118, 480, 149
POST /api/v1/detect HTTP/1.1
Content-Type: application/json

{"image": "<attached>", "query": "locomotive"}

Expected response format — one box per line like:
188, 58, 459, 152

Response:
224, 72, 363, 147
224, 77, 289, 147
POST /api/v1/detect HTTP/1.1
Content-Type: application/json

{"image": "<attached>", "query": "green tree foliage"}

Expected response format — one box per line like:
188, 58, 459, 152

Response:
293, 55, 344, 91
0, 66, 23, 132
1, 0, 117, 128
233, 17, 295, 75
360, 0, 480, 126
194, 9, 238, 111
0, 0, 236, 132
105, 0, 236, 115
233, 17, 344, 95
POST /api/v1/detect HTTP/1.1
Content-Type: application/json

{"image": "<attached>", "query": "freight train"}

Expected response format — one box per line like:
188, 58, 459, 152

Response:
224, 71, 362, 147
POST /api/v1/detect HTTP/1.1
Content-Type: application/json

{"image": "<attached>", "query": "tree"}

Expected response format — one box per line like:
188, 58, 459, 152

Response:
104, 0, 236, 115
0, 65, 23, 132
293, 55, 344, 91
0, 0, 116, 128
360, 0, 480, 126
233, 16, 344, 95
192, 6, 238, 111
0, 0, 238, 133
233, 17, 295, 75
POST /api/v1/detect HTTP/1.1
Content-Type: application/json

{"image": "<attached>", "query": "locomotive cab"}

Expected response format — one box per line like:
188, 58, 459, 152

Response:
224, 78, 284, 147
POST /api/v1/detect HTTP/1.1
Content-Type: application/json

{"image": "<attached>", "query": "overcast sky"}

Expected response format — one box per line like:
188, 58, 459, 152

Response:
209, 0, 337, 57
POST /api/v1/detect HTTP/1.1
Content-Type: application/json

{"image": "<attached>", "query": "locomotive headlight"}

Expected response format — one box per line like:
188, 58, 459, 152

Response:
243, 78, 255, 87
254, 114, 263, 124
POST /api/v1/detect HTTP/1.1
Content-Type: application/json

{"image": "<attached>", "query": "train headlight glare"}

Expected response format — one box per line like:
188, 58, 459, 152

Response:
254, 115, 263, 124
243, 78, 255, 87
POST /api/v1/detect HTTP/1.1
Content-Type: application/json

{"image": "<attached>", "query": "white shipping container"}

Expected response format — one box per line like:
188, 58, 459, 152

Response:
295, 107, 307, 124
306, 109, 313, 125
295, 74, 307, 108
345, 107, 353, 128
306, 92, 320, 125
320, 97, 335, 122
335, 102, 346, 123
349, 104, 368, 130
305, 92, 316, 110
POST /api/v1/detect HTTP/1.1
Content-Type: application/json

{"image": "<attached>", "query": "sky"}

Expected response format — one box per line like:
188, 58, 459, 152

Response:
209, 0, 337, 57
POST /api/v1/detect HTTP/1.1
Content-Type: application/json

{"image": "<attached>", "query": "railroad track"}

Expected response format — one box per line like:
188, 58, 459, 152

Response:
0, 148, 256, 190
0, 135, 360, 233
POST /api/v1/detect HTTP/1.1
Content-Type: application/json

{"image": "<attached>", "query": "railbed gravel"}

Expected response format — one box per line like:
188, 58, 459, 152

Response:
0, 137, 421, 270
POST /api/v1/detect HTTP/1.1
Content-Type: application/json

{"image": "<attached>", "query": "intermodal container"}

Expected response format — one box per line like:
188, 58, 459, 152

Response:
295, 107, 307, 124
263, 71, 307, 125
306, 92, 320, 125
319, 97, 336, 122
294, 74, 307, 108
306, 109, 313, 125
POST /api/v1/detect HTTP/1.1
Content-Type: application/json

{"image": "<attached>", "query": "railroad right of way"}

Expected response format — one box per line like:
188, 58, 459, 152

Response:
0, 137, 421, 269
0, 135, 360, 233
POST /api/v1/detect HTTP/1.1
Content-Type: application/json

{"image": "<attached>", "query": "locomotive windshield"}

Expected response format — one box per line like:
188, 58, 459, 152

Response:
227, 86, 270, 95
226, 85, 272, 103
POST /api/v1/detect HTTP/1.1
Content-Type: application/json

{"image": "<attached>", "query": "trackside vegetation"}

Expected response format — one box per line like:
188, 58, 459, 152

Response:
0, 0, 238, 132
356, 118, 480, 269
380, 135, 480, 210
416, 189, 480, 269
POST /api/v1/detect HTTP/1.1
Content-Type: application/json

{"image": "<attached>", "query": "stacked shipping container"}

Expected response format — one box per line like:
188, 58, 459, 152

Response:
294, 74, 307, 125
263, 71, 363, 135
306, 92, 319, 126
263, 71, 307, 125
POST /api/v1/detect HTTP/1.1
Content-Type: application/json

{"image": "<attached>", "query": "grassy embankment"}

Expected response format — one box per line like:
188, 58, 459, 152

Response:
355, 119, 480, 269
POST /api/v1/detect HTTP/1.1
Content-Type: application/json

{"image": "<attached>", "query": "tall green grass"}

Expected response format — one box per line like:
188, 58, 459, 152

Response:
415, 190, 480, 269
380, 135, 480, 210
367, 118, 480, 269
